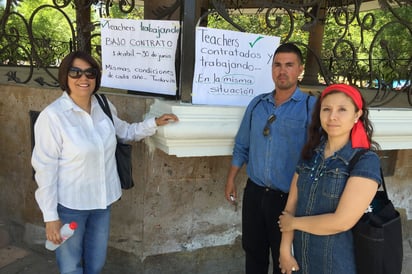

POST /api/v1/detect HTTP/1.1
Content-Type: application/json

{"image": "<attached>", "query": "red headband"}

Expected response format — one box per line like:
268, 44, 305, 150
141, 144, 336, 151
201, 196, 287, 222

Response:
321, 84, 370, 149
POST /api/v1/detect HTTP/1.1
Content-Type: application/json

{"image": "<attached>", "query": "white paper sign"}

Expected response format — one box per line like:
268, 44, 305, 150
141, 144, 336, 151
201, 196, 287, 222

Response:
192, 27, 280, 106
100, 19, 180, 96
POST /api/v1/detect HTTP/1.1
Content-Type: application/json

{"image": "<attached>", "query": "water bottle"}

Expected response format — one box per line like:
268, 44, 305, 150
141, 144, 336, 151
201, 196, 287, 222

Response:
45, 221, 78, 251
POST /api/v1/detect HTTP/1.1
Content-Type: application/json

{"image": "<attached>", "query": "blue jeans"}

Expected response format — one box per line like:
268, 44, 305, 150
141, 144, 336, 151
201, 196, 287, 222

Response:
56, 204, 111, 274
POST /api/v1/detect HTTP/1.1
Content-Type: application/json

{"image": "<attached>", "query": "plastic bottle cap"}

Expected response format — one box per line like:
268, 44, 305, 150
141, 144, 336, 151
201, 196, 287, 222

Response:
69, 221, 78, 230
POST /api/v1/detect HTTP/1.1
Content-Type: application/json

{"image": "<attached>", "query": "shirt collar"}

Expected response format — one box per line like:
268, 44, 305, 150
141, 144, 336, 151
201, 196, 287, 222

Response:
317, 140, 361, 165
334, 142, 355, 163
60, 91, 89, 113
261, 86, 305, 104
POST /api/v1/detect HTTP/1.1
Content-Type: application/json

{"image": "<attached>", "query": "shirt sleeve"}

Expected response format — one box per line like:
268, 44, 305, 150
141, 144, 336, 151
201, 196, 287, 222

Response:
295, 158, 305, 174
31, 111, 60, 222
351, 150, 382, 185
231, 96, 262, 168
108, 99, 158, 142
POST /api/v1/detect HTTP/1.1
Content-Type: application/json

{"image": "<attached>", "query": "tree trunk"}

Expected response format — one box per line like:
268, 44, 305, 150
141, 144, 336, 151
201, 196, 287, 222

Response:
301, 3, 327, 85
144, 0, 181, 20
74, 0, 92, 53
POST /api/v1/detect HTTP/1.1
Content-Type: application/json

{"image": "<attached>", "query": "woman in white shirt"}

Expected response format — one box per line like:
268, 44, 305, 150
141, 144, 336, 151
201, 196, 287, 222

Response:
32, 51, 178, 274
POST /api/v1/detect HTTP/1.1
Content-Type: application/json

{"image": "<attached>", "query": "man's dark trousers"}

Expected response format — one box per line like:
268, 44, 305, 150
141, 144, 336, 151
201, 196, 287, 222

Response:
242, 179, 288, 274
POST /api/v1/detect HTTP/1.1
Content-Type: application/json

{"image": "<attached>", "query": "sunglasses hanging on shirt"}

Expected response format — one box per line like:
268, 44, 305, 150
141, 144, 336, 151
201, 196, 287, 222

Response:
263, 114, 277, 136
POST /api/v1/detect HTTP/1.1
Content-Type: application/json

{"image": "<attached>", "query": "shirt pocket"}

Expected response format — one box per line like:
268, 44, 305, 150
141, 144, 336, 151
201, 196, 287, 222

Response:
96, 118, 116, 144
277, 118, 307, 145
278, 117, 306, 131
60, 126, 89, 161
322, 168, 349, 200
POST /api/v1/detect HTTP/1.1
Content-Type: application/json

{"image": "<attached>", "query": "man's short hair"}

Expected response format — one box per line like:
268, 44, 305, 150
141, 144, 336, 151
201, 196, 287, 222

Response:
274, 43, 304, 64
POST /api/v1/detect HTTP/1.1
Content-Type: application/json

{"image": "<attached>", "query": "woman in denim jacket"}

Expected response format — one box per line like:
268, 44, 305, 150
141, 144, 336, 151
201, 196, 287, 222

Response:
278, 84, 382, 274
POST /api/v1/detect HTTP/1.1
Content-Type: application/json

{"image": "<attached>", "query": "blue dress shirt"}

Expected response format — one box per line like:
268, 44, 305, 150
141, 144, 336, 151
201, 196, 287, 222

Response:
231, 88, 316, 192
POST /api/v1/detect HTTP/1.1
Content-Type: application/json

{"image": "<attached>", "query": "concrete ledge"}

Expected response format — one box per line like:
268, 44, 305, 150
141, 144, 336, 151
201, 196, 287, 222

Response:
370, 108, 412, 150
146, 99, 245, 157
146, 99, 412, 157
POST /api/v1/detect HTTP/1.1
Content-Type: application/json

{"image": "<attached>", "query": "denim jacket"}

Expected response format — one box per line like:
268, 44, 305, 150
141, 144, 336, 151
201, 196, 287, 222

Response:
293, 141, 381, 274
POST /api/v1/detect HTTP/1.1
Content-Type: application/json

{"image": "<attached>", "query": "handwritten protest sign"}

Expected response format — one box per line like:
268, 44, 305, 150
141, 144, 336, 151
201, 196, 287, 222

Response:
192, 27, 280, 106
100, 19, 180, 96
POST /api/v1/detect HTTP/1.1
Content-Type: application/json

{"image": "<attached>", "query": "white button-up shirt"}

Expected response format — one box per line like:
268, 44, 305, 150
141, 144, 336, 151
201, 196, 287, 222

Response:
32, 92, 157, 222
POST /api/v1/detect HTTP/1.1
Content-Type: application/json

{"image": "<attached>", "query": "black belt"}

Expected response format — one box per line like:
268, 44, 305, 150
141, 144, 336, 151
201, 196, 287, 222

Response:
247, 178, 287, 195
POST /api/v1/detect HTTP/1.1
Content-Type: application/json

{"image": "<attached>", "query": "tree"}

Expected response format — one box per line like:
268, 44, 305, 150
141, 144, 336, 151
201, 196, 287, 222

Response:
322, 6, 412, 85
205, 5, 411, 86
1, 0, 78, 66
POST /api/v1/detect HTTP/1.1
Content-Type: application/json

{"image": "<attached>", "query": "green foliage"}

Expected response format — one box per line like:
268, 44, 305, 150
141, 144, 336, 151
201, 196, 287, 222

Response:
0, 1, 410, 85
1, 0, 77, 66
206, 10, 310, 59
106, 4, 143, 19
322, 6, 412, 84
0, 0, 144, 66
207, 10, 308, 42
206, 6, 411, 84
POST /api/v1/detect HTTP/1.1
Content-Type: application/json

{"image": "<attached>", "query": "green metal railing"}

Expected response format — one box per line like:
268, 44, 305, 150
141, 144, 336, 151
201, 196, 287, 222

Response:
0, 0, 411, 106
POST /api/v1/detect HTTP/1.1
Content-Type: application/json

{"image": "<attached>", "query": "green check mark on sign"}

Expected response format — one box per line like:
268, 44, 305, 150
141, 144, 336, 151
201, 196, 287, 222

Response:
249, 36, 264, 48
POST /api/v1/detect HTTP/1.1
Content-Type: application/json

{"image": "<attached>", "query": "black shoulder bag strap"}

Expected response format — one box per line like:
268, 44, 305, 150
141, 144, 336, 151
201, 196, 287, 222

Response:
348, 149, 387, 198
348, 149, 368, 171
248, 93, 266, 130
95, 94, 134, 190
95, 93, 114, 124
305, 94, 312, 128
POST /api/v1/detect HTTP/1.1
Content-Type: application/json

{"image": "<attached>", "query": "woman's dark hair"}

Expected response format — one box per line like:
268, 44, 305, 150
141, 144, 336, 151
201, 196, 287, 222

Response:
58, 51, 101, 94
301, 88, 379, 160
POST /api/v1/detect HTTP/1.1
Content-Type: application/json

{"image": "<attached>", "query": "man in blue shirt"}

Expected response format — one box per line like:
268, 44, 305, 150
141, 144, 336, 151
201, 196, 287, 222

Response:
225, 43, 316, 274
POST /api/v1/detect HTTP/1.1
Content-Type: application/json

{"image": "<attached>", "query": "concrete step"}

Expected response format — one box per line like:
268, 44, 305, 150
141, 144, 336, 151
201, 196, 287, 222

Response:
0, 222, 10, 249
0, 245, 30, 269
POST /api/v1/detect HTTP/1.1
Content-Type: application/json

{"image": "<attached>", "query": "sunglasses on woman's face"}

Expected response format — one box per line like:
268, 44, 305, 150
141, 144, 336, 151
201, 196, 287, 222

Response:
68, 67, 98, 79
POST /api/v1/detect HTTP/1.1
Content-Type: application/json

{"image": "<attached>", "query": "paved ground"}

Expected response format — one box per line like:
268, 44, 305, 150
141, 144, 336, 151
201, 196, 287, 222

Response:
1, 218, 412, 274
0, 243, 141, 274
0, 221, 244, 274
0, 236, 411, 274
